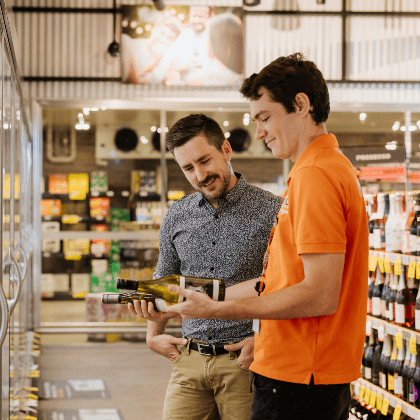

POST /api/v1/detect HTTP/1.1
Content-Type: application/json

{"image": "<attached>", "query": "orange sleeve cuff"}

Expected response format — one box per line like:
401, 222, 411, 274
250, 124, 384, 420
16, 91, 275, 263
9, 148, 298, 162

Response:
297, 243, 347, 254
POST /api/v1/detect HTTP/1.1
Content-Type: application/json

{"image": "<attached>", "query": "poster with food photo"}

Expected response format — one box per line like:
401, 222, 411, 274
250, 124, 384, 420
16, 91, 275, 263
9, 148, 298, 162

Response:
121, 5, 244, 86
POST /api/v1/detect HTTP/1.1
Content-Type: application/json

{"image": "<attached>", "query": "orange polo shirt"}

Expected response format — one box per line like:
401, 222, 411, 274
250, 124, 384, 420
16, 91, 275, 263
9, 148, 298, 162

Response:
251, 133, 368, 385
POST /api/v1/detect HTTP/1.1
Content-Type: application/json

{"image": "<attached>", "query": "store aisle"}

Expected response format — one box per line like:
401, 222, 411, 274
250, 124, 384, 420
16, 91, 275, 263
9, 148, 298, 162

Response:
38, 342, 172, 420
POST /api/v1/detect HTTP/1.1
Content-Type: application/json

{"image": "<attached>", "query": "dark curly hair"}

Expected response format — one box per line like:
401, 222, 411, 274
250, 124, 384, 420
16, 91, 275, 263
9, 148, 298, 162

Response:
166, 113, 225, 154
240, 53, 330, 125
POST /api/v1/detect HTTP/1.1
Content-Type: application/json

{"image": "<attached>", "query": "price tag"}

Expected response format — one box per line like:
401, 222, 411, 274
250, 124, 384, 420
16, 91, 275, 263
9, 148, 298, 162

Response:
378, 324, 385, 342
408, 260, 416, 278
378, 257, 385, 273
64, 252, 82, 261
417, 261, 420, 280
393, 404, 402, 420
381, 397, 389, 416
410, 334, 417, 354
394, 258, 402, 275
369, 255, 378, 272
364, 387, 371, 404
359, 384, 366, 400
62, 215, 80, 224
395, 331, 403, 350
384, 258, 392, 273
370, 390, 376, 408
376, 393, 383, 411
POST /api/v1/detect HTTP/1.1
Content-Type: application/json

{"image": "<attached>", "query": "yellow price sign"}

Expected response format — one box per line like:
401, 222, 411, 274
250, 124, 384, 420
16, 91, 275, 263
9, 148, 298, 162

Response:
393, 404, 402, 420
369, 390, 376, 409
376, 393, 382, 411
395, 331, 403, 350
417, 261, 420, 280
384, 258, 392, 274
394, 259, 402, 276
369, 255, 378, 272
364, 387, 371, 404
62, 215, 80, 224
359, 384, 366, 400
381, 397, 389, 416
378, 258, 385, 273
410, 334, 417, 354
408, 260, 416, 278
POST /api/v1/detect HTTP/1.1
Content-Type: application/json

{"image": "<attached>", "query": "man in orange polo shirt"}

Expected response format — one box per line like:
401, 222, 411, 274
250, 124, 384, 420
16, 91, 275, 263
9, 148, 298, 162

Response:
152, 52, 368, 419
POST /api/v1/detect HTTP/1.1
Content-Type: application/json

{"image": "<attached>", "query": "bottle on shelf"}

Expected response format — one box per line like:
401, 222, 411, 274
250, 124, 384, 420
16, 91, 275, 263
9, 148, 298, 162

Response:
372, 267, 385, 319
379, 334, 392, 390
101, 291, 168, 313
388, 270, 398, 324
415, 281, 420, 332
116, 275, 226, 303
381, 272, 391, 321
413, 344, 420, 408
385, 193, 395, 253
393, 338, 406, 399
369, 194, 377, 251
403, 192, 415, 255
392, 193, 407, 254
364, 331, 376, 382
410, 194, 420, 256
388, 335, 398, 394
362, 332, 370, 379
372, 328, 383, 386
407, 347, 417, 404
395, 265, 414, 329
402, 338, 412, 402
368, 271, 375, 316
373, 193, 387, 251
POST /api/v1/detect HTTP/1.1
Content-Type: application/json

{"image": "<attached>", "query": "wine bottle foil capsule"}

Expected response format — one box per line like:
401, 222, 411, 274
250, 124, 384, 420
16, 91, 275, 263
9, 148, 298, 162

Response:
102, 294, 120, 304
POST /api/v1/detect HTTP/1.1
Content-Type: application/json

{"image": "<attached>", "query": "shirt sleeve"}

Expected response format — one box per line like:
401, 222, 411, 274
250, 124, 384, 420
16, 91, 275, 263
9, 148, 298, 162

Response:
153, 209, 181, 279
289, 166, 347, 254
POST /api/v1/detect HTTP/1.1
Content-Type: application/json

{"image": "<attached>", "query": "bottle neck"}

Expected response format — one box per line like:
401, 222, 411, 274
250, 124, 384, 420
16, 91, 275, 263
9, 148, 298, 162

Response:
384, 335, 392, 357
376, 196, 385, 219
398, 271, 407, 291
375, 269, 384, 285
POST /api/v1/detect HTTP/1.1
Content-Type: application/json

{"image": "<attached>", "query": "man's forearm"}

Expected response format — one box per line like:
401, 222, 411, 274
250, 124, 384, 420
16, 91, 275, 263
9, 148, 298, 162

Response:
225, 278, 259, 301
146, 318, 170, 338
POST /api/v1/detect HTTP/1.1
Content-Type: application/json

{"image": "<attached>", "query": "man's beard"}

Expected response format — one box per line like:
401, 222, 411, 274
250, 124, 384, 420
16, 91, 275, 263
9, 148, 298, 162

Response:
197, 170, 231, 201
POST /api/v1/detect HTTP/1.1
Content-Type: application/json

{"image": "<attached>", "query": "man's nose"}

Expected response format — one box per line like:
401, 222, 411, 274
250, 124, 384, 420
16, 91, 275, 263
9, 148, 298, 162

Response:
196, 167, 207, 182
255, 124, 267, 141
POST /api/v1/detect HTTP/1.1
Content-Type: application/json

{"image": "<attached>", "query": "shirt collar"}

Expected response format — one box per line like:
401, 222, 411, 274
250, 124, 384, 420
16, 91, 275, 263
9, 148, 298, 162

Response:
198, 172, 246, 207
288, 133, 338, 181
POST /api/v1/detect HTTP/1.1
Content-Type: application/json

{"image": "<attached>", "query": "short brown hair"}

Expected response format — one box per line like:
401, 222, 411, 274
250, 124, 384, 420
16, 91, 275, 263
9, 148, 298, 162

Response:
166, 113, 225, 154
240, 52, 330, 125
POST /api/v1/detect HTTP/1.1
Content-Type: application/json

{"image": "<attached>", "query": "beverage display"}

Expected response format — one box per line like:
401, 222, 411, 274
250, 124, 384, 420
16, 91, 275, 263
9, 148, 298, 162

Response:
116, 275, 226, 303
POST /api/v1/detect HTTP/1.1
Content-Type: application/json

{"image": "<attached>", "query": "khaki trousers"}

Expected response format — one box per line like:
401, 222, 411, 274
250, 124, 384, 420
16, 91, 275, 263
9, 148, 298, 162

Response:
162, 339, 254, 420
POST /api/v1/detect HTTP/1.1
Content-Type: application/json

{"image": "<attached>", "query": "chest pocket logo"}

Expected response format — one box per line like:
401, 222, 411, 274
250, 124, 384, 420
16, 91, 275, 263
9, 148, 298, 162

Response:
280, 196, 289, 215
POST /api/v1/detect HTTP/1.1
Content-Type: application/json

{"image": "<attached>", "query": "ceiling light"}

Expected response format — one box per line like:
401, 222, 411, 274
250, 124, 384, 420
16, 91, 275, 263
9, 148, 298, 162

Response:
385, 141, 397, 150
83, 108, 90, 116
409, 126, 417, 131
157, 128, 162, 134
224, 132, 230, 139
140, 136, 148, 144
401, 126, 407, 131
151, 126, 157, 132
359, 113, 367, 121
90, 107, 99, 112
223, 121, 229, 127
243, 118, 250, 126
100, 106, 107, 111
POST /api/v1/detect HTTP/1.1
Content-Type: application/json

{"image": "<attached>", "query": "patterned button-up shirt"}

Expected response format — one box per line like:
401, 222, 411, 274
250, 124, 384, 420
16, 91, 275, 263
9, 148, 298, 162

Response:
154, 173, 282, 344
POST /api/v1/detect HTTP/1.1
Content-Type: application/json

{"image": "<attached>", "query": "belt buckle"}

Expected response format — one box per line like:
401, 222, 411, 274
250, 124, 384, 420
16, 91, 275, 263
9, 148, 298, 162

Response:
197, 342, 216, 356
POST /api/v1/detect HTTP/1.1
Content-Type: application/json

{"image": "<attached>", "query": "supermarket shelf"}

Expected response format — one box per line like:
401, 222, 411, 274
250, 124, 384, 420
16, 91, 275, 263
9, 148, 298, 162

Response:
38, 322, 182, 334
369, 250, 420, 265
42, 230, 160, 240
367, 315, 420, 343
354, 378, 420, 419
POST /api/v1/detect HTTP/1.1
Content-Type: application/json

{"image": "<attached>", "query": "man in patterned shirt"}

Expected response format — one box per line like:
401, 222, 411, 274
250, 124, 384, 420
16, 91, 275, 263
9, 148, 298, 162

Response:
128, 113, 281, 420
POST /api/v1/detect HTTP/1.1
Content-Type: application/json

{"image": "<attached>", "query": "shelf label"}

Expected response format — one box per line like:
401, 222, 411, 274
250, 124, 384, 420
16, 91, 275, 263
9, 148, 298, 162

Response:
384, 258, 392, 273
62, 215, 80, 224
408, 260, 416, 278
378, 257, 385, 273
369, 255, 378, 272
417, 261, 420, 280
370, 390, 376, 409
410, 334, 418, 354
394, 259, 402, 276
64, 252, 82, 261
359, 384, 366, 401
381, 397, 389, 416
364, 387, 371, 404
393, 404, 402, 420
395, 331, 403, 350
376, 393, 383, 411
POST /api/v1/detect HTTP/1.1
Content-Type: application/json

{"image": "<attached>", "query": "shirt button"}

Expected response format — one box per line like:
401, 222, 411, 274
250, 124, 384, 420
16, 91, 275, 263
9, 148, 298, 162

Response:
208, 336, 213, 340
210, 267, 214, 271
214, 214, 218, 219
212, 241, 216, 245
273, 389, 277, 394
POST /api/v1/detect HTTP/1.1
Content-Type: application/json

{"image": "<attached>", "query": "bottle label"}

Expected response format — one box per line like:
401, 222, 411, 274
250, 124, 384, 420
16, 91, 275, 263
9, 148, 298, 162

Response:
389, 302, 394, 321
379, 372, 385, 389
365, 367, 372, 380
369, 232, 374, 249
395, 303, 405, 324
388, 374, 394, 391
394, 374, 403, 395
403, 231, 410, 254
178, 276, 185, 303
368, 299, 372, 314
380, 300, 386, 318
212, 280, 219, 300
415, 309, 420, 331
155, 299, 167, 312
414, 384, 419, 401
372, 297, 381, 316
374, 229, 381, 249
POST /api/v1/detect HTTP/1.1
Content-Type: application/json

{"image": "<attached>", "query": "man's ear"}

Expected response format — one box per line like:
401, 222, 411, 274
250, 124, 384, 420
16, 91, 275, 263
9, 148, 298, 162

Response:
222, 139, 233, 161
294, 93, 311, 116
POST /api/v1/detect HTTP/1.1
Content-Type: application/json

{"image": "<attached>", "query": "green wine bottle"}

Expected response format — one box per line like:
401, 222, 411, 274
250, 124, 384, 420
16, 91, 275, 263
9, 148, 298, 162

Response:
101, 292, 168, 312
116, 274, 226, 303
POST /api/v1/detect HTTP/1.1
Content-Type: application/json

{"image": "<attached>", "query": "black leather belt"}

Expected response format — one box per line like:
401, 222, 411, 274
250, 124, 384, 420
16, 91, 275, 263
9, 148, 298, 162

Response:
189, 339, 229, 356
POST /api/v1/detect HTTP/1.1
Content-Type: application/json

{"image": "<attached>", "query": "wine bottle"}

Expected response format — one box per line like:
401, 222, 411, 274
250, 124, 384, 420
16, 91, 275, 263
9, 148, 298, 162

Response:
365, 331, 376, 382
381, 194, 390, 250
368, 272, 375, 316
362, 326, 372, 379
372, 328, 383, 386
415, 280, 420, 332
394, 339, 406, 399
402, 339, 412, 401
395, 265, 414, 328
380, 334, 392, 390
388, 335, 398, 394
403, 192, 415, 254
411, 194, 420, 256
368, 194, 375, 250
413, 344, 420, 407
102, 292, 168, 312
372, 268, 384, 319
392, 193, 406, 254
408, 347, 418, 405
116, 275, 226, 303
388, 270, 398, 324
385, 194, 395, 253
373, 194, 385, 251
409, 277, 418, 313
382, 272, 391, 320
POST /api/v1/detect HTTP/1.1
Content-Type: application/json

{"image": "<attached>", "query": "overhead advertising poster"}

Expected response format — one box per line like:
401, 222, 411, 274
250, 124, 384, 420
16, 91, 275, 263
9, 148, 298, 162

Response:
121, 5, 244, 86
